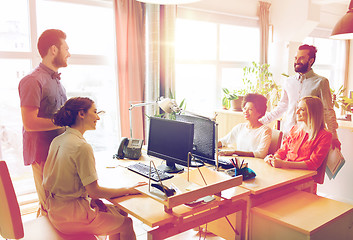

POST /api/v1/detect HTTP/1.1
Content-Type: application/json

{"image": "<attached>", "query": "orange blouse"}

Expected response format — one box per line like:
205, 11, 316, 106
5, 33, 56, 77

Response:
275, 125, 332, 170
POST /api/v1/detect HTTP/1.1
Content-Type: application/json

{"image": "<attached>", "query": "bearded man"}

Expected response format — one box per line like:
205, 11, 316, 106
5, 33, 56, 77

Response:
260, 44, 341, 150
18, 29, 70, 214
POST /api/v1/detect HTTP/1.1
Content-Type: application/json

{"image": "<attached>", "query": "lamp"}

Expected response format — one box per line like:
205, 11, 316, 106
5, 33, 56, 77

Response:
158, 97, 180, 113
330, 0, 353, 39
158, 97, 215, 121
129, 97, 179, 138
136, 0, 200, 4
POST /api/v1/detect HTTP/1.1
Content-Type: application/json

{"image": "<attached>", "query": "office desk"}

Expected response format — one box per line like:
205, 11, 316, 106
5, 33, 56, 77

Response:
206, 156, 317, 240
96, 152, 250, 240
238, 157, 317, 207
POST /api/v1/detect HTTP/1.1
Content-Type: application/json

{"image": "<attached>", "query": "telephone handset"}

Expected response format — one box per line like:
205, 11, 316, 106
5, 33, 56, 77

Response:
114, 137, 143, 160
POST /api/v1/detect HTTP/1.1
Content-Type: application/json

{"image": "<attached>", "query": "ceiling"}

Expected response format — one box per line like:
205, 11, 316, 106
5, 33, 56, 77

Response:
182, 0, 350, 18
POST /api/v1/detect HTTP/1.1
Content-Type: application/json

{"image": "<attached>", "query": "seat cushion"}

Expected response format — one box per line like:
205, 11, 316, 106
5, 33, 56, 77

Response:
22, 216, 99, 240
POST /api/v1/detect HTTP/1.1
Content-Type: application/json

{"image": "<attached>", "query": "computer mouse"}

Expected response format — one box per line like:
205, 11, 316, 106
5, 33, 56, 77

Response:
151, 183, 176, 197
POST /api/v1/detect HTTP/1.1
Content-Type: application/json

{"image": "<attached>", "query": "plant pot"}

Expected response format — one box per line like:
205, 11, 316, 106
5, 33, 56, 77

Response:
230, 96, 244, 111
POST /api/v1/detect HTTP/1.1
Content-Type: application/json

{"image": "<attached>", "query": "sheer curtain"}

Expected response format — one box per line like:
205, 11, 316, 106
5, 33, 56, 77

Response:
259, 1, 271, 64
114, 0, 145, 139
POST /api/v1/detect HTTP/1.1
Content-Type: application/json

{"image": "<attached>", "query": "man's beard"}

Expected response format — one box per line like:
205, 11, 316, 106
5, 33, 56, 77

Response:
294, 61, 309, 73
53, 50, 67, 68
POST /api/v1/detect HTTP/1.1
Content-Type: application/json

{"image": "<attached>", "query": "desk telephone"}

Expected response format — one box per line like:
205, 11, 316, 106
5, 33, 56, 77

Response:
114, 137, 143, 160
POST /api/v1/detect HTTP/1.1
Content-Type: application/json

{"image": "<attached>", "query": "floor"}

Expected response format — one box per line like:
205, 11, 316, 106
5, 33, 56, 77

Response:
1, 213, 223, 240
132, 214, 224, 240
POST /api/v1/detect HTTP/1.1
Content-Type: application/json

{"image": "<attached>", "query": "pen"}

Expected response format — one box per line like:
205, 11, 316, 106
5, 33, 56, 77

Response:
235, 158, 239, 169
229, 158, 237, 168
239, 159, 244, 169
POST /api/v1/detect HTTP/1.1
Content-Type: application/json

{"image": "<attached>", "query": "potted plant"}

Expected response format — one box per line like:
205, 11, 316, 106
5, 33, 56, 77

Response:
242, 62, 281, 110
222, 88, 244, 111
331, 85, 353, 120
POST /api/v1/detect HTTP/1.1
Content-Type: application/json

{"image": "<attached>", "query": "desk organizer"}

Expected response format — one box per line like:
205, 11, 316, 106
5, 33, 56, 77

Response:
226, 167, 256, 180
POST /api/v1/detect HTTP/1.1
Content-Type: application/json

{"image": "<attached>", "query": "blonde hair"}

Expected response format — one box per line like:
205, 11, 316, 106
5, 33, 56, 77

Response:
298, 96, 325, 140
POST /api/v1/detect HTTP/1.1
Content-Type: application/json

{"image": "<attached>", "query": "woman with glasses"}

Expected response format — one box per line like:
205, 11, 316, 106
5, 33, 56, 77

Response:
43, 97, 146, 240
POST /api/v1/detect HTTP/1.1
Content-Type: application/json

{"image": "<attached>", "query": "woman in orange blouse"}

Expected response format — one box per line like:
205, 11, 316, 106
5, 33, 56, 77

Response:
264, 96, 332, 170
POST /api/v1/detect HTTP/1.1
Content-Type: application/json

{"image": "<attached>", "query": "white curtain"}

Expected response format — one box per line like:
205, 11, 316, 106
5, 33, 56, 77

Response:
259, 1, 271, 64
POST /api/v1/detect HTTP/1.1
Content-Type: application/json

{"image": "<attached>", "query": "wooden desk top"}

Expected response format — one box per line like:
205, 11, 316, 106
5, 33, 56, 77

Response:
226, 157, 317, 195
96, 152, 250, 227
251, 190, 353, 234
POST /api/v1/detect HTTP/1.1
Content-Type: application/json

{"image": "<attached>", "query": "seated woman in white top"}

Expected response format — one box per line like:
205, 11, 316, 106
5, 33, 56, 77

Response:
43, 97, 146, 240
218, 93, 272, 158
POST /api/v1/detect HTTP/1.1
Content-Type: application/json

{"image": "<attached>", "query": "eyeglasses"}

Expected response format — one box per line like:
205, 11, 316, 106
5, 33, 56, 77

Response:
97, 110, 105, 116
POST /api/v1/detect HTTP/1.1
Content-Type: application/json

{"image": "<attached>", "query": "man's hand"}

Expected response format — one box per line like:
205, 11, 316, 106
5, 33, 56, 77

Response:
331, 138, 341, 151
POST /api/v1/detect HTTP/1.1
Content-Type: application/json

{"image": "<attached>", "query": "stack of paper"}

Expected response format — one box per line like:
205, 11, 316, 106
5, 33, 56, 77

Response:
326, 148, 345, 179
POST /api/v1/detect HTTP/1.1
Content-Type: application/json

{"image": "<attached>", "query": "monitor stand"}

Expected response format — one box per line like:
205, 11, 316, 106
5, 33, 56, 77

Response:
158, 162, 184, 174
189, 159, 204, 167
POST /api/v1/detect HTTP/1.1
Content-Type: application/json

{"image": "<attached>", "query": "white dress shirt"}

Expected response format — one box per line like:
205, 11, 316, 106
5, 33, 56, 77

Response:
260, 69, 338, 139
219, 123, 272, 158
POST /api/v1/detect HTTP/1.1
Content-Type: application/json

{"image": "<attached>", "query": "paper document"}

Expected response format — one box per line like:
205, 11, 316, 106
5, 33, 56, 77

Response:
326, 148, 345, 179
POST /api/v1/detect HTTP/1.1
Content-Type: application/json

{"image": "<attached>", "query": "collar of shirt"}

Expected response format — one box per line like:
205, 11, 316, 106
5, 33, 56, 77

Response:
296, 69, 315, 83
39, 63, 61, 80
66, 127, 85, 140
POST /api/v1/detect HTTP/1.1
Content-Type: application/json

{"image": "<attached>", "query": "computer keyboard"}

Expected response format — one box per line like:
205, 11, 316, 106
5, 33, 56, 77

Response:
202, 157, 234, 169
217, 157, 235, 169
127, 162, 174, 182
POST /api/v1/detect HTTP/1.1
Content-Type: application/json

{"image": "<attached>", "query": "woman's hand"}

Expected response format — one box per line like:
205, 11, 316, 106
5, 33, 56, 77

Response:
127, 182, 148, 195
265, 155, 284, 168
218, 150, 235, 156
264, 154, 274, 164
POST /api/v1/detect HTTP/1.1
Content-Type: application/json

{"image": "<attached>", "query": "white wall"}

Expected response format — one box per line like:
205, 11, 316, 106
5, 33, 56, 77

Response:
318, 127, 353, 204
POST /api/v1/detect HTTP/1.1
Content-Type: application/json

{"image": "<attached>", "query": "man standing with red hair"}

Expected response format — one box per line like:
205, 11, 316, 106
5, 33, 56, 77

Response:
18, 29, 71, 215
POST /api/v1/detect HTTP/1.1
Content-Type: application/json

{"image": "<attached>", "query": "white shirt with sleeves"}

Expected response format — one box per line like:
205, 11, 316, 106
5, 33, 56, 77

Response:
43, 127, 98, 199
260, 69, 338, 139
42, 127, 127, 236
219, 123, 272, 159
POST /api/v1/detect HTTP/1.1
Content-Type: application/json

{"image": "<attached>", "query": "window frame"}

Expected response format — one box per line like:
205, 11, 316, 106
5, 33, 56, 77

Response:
0, 0, 119, 181
175, 7, 260, 114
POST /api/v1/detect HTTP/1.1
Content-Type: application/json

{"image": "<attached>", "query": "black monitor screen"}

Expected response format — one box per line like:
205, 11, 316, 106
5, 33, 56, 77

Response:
147, 117, 194, 173
175, 114, 216, 162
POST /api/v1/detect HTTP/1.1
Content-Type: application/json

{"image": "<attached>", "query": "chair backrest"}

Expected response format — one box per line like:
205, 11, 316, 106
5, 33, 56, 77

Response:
313, 154, 329, 184
0, 160, 100, 240
268, 129, 283, 155
0, 160, 24, 239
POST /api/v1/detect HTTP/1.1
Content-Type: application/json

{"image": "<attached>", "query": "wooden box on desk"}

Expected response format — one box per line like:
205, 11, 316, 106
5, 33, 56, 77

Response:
249, 190, 353, 240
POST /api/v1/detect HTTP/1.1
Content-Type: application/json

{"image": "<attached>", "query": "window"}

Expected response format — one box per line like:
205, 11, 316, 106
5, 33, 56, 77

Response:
0, 0, 118, 184
303, 36, 346, 92
175, 14, 260, 116
0, 0, 30, 52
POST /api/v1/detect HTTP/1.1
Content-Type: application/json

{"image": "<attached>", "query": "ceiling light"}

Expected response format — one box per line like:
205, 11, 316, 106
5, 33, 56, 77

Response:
330, 0, 353, 39
136, 0, 200, 5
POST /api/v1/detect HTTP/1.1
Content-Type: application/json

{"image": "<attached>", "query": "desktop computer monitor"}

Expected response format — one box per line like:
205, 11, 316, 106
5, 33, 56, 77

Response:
147, 117, 194, 173
175, 114, 216, 163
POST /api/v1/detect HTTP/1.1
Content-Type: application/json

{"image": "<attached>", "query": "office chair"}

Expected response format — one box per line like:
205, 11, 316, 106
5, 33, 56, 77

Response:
313, 155, 329, 185
0, 160, 101, 240
268, 129, 283, 155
